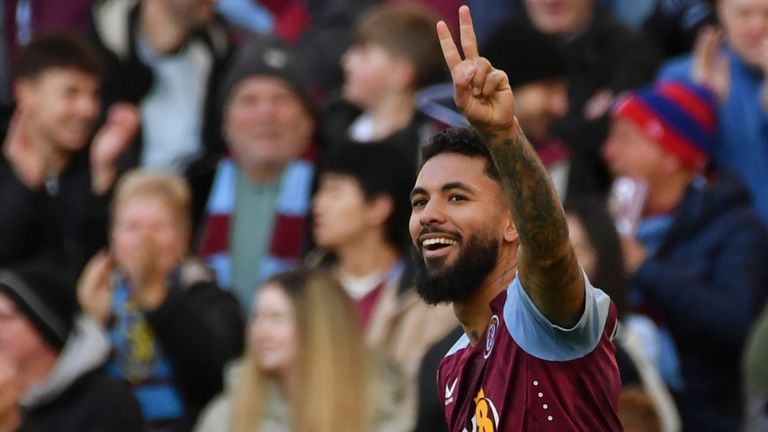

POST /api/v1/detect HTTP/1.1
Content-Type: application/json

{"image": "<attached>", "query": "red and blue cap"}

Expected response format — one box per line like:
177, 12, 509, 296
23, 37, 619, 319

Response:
612, 80, 718, 171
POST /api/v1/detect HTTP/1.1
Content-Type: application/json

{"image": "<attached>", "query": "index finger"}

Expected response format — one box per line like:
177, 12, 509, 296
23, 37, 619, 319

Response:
437, 20, 462, 70
458, 5, 479, 60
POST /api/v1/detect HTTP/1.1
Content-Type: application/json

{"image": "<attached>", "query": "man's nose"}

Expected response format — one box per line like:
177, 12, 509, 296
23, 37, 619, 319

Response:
419, 199, 447, 226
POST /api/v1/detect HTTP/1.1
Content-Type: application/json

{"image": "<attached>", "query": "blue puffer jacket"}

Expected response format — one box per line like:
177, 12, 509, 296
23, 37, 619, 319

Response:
632, 176, 768, 432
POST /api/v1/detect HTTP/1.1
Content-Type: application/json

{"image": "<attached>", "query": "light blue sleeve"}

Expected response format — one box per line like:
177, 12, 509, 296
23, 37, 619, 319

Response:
503, 271, 612, 361
216, 0, 274, 33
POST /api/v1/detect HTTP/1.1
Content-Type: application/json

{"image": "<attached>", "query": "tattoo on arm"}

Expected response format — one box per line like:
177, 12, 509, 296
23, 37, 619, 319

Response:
480, 125, 583, 325
469, 331, 480, 344
482, 126, 567, 256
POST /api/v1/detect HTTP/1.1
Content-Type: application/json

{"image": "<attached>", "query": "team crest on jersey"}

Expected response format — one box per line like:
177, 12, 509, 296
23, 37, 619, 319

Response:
463, 388, 500, 432
484, 315, 499, 359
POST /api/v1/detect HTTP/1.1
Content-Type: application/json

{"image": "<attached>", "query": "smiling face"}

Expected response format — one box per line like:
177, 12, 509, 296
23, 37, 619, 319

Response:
249, 283, 299, 375
224, 76, 314, 178
409, 153, 513, 304
17, 68, 100, 153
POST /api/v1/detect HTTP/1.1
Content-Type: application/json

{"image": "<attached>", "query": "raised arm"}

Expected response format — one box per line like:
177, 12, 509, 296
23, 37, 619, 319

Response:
438, 6, 583, 327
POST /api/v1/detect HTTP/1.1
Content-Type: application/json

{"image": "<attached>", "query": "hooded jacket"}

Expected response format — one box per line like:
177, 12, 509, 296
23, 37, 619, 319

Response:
18, 315, 145, 432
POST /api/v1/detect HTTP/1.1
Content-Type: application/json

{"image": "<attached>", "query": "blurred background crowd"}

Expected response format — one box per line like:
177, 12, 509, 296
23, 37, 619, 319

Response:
0, 0, 767, 431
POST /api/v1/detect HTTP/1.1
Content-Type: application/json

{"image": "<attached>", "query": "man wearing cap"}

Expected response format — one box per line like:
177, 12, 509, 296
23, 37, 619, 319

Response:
0, 266, 144, 431
602, 80, 768, 431
196, 36, 316, 314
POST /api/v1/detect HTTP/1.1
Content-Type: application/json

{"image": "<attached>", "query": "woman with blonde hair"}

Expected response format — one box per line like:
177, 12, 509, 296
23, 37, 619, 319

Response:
195, 268, 411, 432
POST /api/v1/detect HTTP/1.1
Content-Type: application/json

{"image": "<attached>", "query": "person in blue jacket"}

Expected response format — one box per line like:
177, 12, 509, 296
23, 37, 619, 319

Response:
603, 79, 768, 431
657, 0, 768, 228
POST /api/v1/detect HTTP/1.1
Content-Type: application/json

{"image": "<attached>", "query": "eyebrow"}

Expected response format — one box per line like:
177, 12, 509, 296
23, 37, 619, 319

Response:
410, 182, 478, 199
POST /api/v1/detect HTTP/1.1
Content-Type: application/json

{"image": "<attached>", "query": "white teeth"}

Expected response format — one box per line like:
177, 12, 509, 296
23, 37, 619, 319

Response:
422, 238, 457, 247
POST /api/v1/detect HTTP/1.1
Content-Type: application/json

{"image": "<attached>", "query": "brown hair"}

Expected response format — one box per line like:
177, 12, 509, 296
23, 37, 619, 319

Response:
15, 32, 103, 80
355, 2, 445, 89
230, 269, 370, 432
111, 170, 192, 229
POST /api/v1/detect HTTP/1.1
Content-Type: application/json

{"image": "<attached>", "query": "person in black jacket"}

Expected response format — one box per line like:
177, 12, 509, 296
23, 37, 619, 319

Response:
523, 0, 661, 193
0, 266, 145, 432
0, 33, 140, 285
77, 170, 244, 431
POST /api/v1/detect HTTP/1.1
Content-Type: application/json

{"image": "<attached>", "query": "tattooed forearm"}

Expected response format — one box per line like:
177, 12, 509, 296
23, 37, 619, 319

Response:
479, 125, 568, 258
479, 123, 584, 326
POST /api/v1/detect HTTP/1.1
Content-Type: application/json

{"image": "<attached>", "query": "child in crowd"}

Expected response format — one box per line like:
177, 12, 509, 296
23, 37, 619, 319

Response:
320, 2, 446, 165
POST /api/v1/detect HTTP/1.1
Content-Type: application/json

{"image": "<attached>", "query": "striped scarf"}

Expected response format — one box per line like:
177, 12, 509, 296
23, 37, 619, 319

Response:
107, 279, 184, 431
197, 154, 314, 288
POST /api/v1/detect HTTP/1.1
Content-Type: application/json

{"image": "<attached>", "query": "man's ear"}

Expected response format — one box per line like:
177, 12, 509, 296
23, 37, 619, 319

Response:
503, 215, 519, 244
368, 194, 395, 227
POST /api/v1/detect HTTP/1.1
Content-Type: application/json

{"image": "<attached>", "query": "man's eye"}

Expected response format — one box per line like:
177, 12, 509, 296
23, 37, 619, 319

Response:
411, 199, 427, 208
448, 194, 467, 202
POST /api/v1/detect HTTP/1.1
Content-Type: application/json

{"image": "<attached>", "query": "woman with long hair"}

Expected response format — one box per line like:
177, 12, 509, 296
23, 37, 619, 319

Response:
195, 268, 410, 432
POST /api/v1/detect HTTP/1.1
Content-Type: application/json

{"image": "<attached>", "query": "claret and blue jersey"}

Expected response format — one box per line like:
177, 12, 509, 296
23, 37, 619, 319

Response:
438, 273, 622, 431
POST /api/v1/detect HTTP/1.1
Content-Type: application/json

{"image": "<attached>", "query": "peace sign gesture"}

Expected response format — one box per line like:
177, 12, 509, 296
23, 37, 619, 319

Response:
438, 6, 517, 134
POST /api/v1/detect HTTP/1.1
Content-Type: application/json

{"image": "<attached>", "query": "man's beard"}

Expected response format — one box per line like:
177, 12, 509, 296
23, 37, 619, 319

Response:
412, 229, 499, 305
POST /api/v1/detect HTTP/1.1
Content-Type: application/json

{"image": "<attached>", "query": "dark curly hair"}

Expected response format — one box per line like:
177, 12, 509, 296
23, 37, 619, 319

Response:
419, 126, 500, 182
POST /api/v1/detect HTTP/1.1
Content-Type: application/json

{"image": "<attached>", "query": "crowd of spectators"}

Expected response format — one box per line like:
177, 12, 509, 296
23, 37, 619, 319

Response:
1, 0, 767, 431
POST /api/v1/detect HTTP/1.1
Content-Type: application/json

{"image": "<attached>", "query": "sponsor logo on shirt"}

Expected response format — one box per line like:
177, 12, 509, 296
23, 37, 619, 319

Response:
464, 388, 499, 432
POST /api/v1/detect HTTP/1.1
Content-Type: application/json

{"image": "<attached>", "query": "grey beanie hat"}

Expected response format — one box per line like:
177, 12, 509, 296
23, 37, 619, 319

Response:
218, 35, 314, 114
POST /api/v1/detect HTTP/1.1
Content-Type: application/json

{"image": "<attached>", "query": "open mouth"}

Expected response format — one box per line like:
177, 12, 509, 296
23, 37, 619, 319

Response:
420, 236, 459, 259
422, 237, 456, 250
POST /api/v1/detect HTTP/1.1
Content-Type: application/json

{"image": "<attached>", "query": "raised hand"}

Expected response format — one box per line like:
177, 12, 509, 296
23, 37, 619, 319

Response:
90, 103, 140, 194
77, 251, 116, 323
438, 6, 516, 134
128, 238, 169, 311
692, 26, 730, 103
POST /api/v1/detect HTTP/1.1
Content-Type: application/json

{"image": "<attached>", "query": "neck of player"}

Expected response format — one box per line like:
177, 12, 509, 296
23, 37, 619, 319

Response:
454, 248, 518, 345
